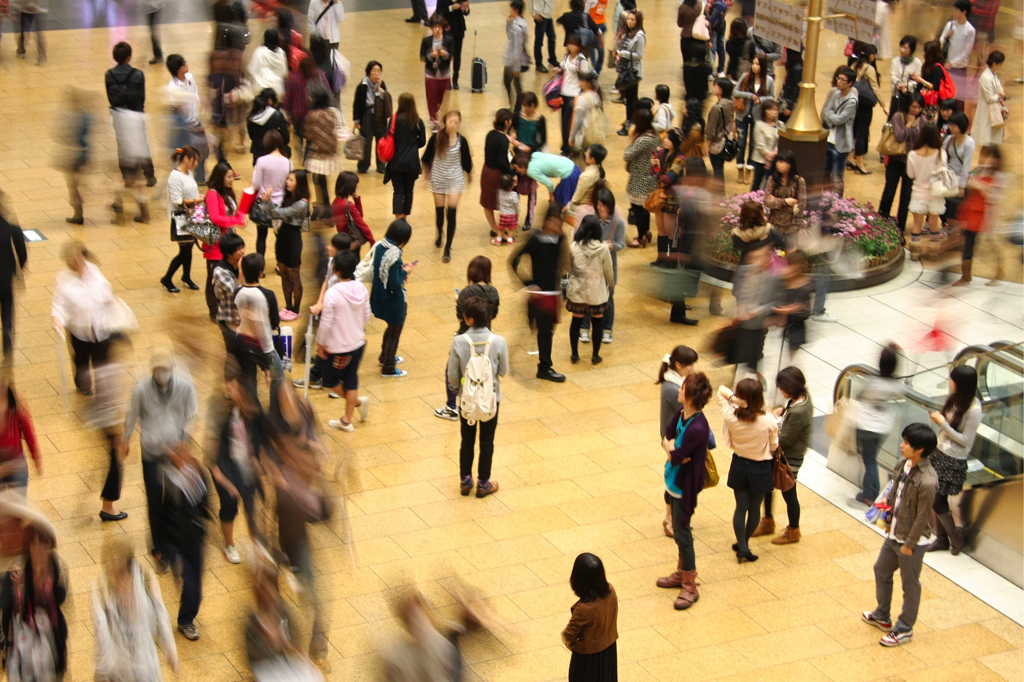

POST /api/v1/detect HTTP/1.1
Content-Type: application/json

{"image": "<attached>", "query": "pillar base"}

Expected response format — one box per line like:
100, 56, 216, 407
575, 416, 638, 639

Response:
778, 130, 829, 200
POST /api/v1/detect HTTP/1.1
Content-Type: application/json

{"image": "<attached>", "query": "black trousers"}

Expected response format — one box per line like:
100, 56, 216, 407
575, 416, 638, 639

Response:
410, 0, 428, 20
503, 68, 523, 110
671, 496, 696, 571
69, 334, 111, 394
0, 276, 14, 354
534, 18, 557, 66
204, 259, 218, 318
162, 538, 203, 626
16, 12, 44, 60
391, 171, 417, 215
255, 224, 269, 256
460, 405, 499, 481
147, 7, 163, 60
535, 309, 555, 370
620, 83, 640, 127
560, 96, 576, 156
101, 433, 122, 502
358, 110, 384, 173
452, 33, 465, 83
763, 485, 801, 528
165, 241, 194, 282
142, 458, 165, 553
879, 156, 912, 231
379, 323, 403, 374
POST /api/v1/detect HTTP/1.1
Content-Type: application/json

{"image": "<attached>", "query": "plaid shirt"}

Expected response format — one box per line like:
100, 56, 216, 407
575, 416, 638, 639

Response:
213, 262, 241, 328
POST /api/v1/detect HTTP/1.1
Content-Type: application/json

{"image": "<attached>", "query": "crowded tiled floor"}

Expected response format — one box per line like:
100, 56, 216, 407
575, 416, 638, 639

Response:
0, 0, 1021, 680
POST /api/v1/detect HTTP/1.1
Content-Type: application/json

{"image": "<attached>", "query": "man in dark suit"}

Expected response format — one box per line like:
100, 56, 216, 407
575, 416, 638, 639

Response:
406, 0, 429, 23
0, 215, 27, 359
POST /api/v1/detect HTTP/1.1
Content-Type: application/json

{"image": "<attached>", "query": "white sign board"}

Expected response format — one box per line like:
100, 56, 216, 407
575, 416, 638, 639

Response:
824, 0, 876, 42
754, 0, 805, 51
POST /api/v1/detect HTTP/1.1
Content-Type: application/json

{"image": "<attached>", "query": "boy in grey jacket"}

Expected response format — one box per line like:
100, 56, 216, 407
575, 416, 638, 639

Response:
862, 422, 938, 648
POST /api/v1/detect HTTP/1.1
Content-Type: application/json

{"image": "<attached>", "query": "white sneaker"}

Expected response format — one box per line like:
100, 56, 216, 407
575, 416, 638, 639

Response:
328, 391, 342, 399
579, 329, 591, 344
224, 545, 241, 564
329, 419, 355, 433
602, 330, 612, 344
812, 313, 838, 323
434, 406, 459, 421
357, 396, 369, 422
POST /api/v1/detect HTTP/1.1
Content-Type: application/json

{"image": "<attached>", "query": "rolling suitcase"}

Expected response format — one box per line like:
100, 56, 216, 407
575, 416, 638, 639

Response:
471, 30, 487, 93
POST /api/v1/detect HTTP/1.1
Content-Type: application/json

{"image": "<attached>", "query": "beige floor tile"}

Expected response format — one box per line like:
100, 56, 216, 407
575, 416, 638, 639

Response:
728, 624, 846, 667
905, 623, 1015, 667
641, 641, 756, 681
716, 659, 834, 682
807, 643, 927, 682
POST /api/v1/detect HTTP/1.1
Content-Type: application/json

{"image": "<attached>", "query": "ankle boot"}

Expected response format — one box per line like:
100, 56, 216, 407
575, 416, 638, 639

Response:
656, 558, 684, 588
771, 526, 801, 545
674, 570, 700, 610
66, 203, 84, 225
134, 202, 151, 224
927, 512, 952, 552
652, 235, 669, 266
952, 259, 972, 286
751, 516, 775, 537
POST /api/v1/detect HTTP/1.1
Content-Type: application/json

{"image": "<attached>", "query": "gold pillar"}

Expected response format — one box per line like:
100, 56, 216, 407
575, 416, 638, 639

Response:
780, 0, 829, 142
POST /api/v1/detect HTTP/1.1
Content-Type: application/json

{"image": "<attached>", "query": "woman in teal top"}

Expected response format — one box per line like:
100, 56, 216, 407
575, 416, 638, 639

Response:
512, 151, 580, 208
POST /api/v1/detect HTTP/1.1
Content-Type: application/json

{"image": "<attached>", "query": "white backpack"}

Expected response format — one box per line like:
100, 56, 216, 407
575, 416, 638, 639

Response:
458, 334, 497, 425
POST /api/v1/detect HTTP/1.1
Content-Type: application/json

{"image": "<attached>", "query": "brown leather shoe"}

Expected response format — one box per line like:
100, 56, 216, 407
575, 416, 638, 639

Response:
662, 519, 675, 538
771, 527, 801, 545
673, 570, 700, 610
656, 558, 683, 588
751, 516, 776, 537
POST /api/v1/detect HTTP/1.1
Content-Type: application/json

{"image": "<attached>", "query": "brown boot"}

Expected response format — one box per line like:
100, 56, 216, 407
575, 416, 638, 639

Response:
751, 516, 775, 537
674, 570, 699, 610
656, 558, 683, 589
771, 527, 801, 545
952, 260, 972, 286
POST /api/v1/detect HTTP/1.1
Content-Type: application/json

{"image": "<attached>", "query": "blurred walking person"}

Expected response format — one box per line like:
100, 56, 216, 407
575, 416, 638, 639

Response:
166, 54, 210, 185
106, 42, 156, 225
0, 379, 40, 497
62, 89, 92, 226
87, 341, 130, 522
12, 0, 46, 65
51, 245, 115, 396
91, 553, 178, 681
144, 0, 165, 64
0, 210, 27, 358
121, 348, 199, 573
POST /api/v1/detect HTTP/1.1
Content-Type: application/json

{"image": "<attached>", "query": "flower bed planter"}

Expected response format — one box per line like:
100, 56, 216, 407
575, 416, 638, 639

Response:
702, 191, 906, 292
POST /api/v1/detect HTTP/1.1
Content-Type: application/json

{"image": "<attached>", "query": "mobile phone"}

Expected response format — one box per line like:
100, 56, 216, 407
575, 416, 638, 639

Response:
410, 260, 420, 266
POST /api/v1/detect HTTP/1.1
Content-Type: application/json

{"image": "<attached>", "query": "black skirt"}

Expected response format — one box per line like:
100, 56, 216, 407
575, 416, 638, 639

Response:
932, 450, 968, 497
727, 454, 774, 495
275, 224, 303, 268
735, 327, 766, 368
569, 642, 617, 682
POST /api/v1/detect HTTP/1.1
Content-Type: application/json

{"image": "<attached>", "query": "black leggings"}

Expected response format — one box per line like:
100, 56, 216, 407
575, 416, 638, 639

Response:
932, 493, 952, 514
101, 432, 122, 502
763, 486, 801, 528
435, 206, 458, 250
630, 204, 650, 240
255, 224, 269, 256
569, 315, 603, 359
733, 488, 765, 553
165, 241, 194, 281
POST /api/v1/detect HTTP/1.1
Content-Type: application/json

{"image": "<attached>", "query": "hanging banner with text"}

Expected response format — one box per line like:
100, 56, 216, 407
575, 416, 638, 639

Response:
754, 0, 805, 51
824, 0, 876, 42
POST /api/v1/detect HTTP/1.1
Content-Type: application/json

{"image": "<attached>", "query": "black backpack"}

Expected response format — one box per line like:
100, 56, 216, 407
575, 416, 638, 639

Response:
107, 69, 134, 109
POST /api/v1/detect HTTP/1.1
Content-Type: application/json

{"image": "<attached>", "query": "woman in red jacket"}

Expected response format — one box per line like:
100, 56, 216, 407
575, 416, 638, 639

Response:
203, 162, 247, 318
0, 380, 41, 495
332, 171, 375, 251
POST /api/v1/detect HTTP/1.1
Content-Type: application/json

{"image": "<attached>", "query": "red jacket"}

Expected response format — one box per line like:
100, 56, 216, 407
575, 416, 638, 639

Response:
203, 189, 246, 260
332, 197, 374, 245
0, 405, 39, 466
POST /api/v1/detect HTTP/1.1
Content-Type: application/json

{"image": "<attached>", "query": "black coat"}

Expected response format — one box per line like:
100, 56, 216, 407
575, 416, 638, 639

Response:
437, 0, 469, 37
420, 35, 454, 77
246, 106, 292, 160
0, 216, 27, 282
105, 63, 146, 112
353, 80, 389, 125
385, 117, 427, 180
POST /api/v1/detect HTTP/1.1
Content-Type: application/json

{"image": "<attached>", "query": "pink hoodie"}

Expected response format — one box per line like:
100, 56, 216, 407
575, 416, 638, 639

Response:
317, 281, 371, 353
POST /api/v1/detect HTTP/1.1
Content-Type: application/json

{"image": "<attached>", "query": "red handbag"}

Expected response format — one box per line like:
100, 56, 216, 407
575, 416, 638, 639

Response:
376, 115, 396, 163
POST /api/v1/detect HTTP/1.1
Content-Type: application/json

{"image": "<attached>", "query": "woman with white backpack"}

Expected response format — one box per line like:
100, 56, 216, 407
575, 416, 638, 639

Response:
446, 296, 508, 499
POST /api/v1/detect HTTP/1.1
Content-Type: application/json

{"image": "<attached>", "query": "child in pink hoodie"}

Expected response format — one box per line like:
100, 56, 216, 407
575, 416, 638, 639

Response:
318, 250, 372, 432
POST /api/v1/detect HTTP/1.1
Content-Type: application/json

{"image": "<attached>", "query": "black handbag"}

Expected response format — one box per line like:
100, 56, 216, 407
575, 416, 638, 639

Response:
614, 57, 640, 91
720, 136, 739, 162
249, 198, 273, 226
854, 78, 878, 107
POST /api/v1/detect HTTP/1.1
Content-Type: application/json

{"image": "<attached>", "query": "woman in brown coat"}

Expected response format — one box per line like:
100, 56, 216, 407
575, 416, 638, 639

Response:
762, 149, 806, 236
302, 86, 339, 220
562, 552, 618, 682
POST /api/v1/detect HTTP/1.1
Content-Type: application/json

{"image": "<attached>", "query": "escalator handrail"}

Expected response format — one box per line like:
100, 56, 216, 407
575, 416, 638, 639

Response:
954, 343, 1024, 376
832, 364, 1015, 413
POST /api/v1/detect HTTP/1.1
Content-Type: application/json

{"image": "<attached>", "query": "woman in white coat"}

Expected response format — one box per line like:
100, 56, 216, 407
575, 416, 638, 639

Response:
566, 215, 614, 366
873, 0, 895, 61
973, 51, 1005, 152
248, 29, 289, 100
